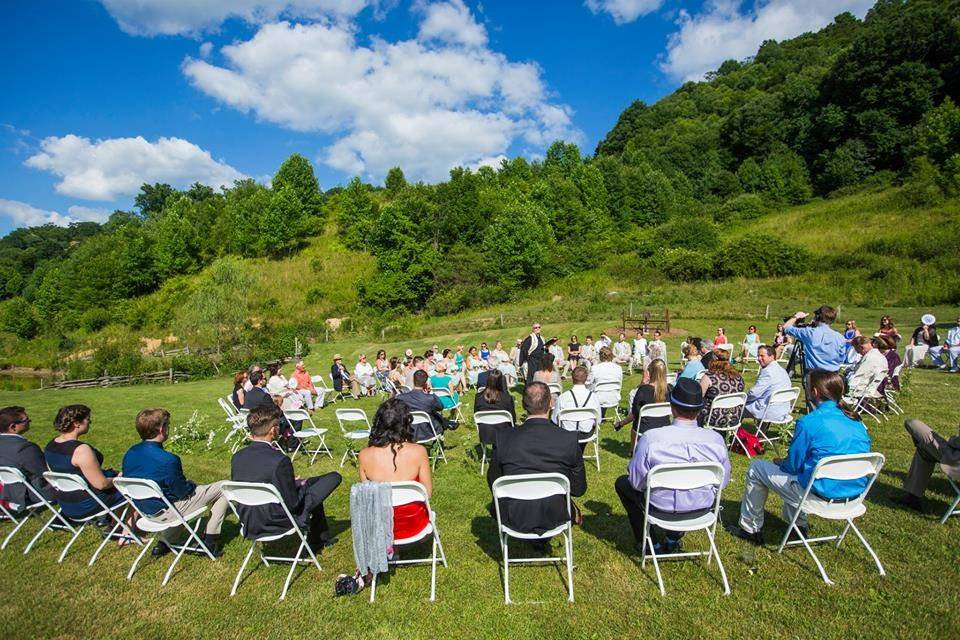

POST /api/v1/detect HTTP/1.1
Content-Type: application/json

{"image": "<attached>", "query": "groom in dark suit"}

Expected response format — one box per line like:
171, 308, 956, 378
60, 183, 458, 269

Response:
519, 322, 546, 384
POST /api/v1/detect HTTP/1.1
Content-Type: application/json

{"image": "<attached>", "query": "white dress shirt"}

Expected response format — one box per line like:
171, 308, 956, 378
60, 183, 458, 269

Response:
613, 340, 631, 362
553, 384, 602, 433
589, 361, 623, 406
846, 348, 888, 397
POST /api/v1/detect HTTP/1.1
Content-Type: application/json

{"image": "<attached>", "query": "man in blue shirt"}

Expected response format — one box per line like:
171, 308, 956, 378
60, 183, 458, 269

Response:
730, 370, 871, 544
122, 408, 229, 557
783, 305, 846, 410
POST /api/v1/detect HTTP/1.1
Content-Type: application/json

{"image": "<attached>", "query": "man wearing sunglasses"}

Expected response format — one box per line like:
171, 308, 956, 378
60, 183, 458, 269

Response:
0, 406, 52, 509
519, 323, 546, 385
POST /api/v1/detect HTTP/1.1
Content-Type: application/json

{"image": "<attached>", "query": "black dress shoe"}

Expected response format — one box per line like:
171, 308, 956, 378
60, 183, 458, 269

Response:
152, 541, 172, 558
727, 525, 763, 546
895, 492, 925, 513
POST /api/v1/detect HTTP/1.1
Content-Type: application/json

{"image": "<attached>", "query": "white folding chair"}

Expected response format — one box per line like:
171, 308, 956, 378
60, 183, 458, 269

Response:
641, 462, 729, 596
777, 452, 886, 585
335, 408, 371, 468
593, 380, 623, 422
399, 384, 413, 394
754, 387, 801, 447
221, 481, 322, 600
112, 477, 217, 585
882, 364, 904, 415
473, 410, 515, 475
40, 471, 142, 564
329, 373, 352, 402
849, 370, 889, 424
491, 473, 574, 603
410, 411, 447, 471
666, 373, 678, 386
633, 403, 673, 453
557, 406, 602, 471
694, 370, 707, 383
432, 387, 464, 425
311, 374, 332, 407
369, 481, 448, 602
284, 409, 333, 464
220, 398, 248, 451
0, 466, 67, 552
940, 471, 960, 525
702, 392, 748, 456
547, 382, 563, 397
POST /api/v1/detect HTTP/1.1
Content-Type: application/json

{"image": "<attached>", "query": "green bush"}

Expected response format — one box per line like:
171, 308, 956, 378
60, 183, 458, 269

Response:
652, 247, 714, 282
715, 193, 767, 223
653, 216, 719, 249
898, 157, 945, 207
0, 298, 40, 340
88, 339, 146, 377
714, 236, 811, 278
171, 354, 218, 378
80, 307, 112, 332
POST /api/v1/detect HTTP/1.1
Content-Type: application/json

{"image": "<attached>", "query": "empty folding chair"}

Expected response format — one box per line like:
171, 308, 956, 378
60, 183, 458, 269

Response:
547, 382, 563, 397
221, 481, 322, 600
491, 473, 574, 603
593, 380, 623, 423
640, 462, 730, 596
284, 409, 333, 464
39, 471, 141, 565
473, 410, 515, 475
702, 392, 748, 456
219, 398, 248, 450
433, 387, 464, 425
941, 471, 960, 525
633, 403, 673, 453
0, 466, 66, 551
557, 406, 602, 471
882, 365, 904, 415
335, 408, 371, 468
311, 374, 332, 406
754, 387, 801, 448
410, 411, 446, 470
369, 481, 447, 602
112, 477, 217, 585
777, 452, 886, 585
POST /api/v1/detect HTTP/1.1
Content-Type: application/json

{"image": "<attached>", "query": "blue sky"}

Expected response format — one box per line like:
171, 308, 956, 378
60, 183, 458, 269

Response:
0, 0, 873, 234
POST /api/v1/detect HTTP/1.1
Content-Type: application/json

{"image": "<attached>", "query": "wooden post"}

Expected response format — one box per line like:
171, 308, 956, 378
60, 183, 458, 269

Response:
765, 304, 770, 320
665, 308, 671, 334
500, 313, 504, 327
169, 367, 173, 384
325, 328, 329, 342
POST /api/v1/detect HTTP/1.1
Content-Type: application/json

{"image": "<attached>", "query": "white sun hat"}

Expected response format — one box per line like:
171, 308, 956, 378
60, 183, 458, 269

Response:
921, 313, 936, 326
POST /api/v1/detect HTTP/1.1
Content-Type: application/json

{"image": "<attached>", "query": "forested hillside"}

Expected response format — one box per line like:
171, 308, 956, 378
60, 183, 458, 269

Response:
0, 0, 958, 373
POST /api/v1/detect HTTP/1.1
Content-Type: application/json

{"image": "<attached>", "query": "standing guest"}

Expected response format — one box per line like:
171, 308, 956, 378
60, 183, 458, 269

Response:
632, 331, 648, 370
487, 382, 586, 535
519, 323, 547, 385
784, 306, 847, 410
231, 372, 247, 410
290, 361, 318, 410
0, 407, 52, 507
877, 315, 902, 345
906, 314, 939, 368
772, 323, 790, 360
845, 336, 889, 399
699, 346, 744, 427
567, 335, 582, 370
739, 326, 761, 362
843, 320, 862, 366
930, 316, 960, 372
647, 330, 667, 367
231, 406, 342, 552
713, 328, 728, 347
615, 378, 731, 554
590, 347, 623, 414
533, 354, 560, 385
354, 354, 377, 396
895, 418, 960, 513
679, 344, 704, 380
396, 370, 447, 441
613, 333, 632, 365
480, 342, 490, 361
429, 362, 459, 411
744, 345, 793, 422
473, 369, 516, 444
122, 409, 229, 557
580, 336, 598, 368
44, 405, 126, 520
332, 354, 359, 399
730, 371, 870, 544
615, 359, 673, 451
554, 366, 602, 438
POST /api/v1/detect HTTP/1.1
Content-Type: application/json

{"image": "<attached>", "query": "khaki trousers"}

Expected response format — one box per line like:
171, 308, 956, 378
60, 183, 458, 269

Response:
903, 419, 960, 497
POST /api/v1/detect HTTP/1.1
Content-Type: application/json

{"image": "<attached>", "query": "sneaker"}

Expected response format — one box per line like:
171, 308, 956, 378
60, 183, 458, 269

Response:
653, 539, 682, 554
727, 525, 763, 546
895, 492, 925, 513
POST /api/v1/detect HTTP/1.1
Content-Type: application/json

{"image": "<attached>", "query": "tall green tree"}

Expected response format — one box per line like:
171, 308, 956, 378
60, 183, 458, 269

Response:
273, 154, 324, 219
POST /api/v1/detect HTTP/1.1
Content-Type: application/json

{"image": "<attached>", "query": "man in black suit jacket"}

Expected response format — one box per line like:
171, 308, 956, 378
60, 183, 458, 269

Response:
0, 406, 51, 508
396, 370, 447, 441
242, 371, 275, 410
519, 323, 546, 384
230, 406, 342, 551
487, 382, 586, 534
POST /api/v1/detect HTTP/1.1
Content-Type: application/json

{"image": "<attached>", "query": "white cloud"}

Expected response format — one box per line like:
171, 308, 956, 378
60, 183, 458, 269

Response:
660, 0, 873, 81
67, 205, 113, 223
199, 42, 214, 58
585, 0, 664, 24
415, 0, 487, 48
25, 135, 247, 201
99, 0, 381, 36
183, 17, 580, 182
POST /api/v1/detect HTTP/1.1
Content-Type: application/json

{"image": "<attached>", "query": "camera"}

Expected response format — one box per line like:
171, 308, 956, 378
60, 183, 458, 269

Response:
783, 308, 822, 329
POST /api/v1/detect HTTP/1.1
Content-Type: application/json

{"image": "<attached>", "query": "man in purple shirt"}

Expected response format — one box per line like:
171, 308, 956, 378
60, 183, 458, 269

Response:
614, 377, 731, 553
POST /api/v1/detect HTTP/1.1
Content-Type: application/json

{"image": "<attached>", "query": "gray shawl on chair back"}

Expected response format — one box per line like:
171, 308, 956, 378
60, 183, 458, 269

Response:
350, 481, 393, 576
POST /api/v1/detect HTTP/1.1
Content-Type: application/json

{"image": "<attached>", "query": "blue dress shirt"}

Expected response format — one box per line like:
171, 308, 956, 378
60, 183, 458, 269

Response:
122, 441, 196, 515
785, 324, 846, 372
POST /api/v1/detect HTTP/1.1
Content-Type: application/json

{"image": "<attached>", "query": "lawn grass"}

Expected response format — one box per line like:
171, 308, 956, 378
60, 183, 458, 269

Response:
1, 318, 959, 640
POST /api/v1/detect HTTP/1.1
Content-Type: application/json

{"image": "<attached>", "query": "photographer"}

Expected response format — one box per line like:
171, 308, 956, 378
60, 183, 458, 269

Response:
783, 306, 847, 410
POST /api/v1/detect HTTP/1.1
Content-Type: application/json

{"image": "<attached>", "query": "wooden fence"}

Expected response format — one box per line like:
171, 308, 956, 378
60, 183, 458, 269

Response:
621, 308, 671, 335
48, 369, 190, 390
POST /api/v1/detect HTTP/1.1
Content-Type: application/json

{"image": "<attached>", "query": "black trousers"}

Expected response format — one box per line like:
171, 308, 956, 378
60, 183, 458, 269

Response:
525, 357, 541, 384
296, 472, 342, 541
614, 475, 710, 544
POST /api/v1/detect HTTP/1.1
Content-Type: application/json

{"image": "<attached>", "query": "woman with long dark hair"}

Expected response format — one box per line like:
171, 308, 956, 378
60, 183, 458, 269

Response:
473, 369, 516, 443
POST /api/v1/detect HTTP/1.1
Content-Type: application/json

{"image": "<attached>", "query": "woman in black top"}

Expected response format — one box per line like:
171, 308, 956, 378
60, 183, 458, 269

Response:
231, 371, 247, 410
614, 359, 672, 450
473, 369, 516, 444
568, 335, 581, 369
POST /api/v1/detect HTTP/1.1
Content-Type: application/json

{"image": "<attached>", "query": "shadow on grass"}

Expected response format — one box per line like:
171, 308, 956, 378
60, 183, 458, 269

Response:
600, 436, 632, 460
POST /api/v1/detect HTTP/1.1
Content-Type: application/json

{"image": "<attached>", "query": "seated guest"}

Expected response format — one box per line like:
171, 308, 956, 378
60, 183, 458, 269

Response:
744, 345, 792, 421
895, 418, 960, 512
354, 354, 377, 396
590, 347, 623, 414
374, 350, 391, 385
647, 330, 667, 367
713, 327, 728, 347
548, 342, 568, 378
843, 320, 862, 366
476, 355, 501, 389
554, 366, 601, 438
930, 316, 960, 372
466, 346, 484, 387
580, 336, 597, 368
698, 347, 744, 426
396, 370, 447, 441
740, 325, 761, 362
331, 354, 359, 398
698, 337, 717, 370
487, 382, 586, 534
615, 378, 731, 554
0, 406, 52, 507
491, 341, 510, 365
289, 361, 318, 410
265, 363, 288, 395
480, 342, 490, 361
678, 344, 704, 380
632, 332, 648, 370
730, 371, 870, 544
613, 333, 632, 365
44, 404, 125, 520
231, 406, 342, 552
906, 315, 938, 368
122, 409, 229, 556
473, 369, 516, 444
533, 353, 560, 385
845, 336, 888, 398
876, 335, 901, 392
429, 362, 459, 410
509, 339, 522, 368
772, 323, 790, 359
231, 372, 247, 410
615, 359, 672, 451
403, 356, 425, 389
877, 315, 902, 345
242, 364, 262, 393
243, 371, 275, 410
388, 356, 405, 388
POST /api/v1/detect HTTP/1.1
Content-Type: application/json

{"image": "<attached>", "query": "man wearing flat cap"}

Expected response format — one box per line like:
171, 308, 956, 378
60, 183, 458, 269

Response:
614, 377, 731, 554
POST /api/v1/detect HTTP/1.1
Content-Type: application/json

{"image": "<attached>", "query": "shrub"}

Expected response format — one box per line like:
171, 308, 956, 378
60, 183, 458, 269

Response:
653, 216, 719, 249
171, 354, 218, 378
652, 247, 714, 282
0, 298, 40, 340
715, 193, 767, 223
166, 411, 224, 456
90, 340, 145, 377
79, 307, 112, 332
714, 236, 811, 278
898, 156, 944, 207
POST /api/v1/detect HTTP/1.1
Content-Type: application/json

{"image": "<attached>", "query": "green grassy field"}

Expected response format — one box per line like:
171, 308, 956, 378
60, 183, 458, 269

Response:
1, 318, 959, 640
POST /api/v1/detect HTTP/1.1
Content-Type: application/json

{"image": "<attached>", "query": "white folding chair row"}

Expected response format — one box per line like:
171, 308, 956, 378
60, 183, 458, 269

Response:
410, 411, 447, 471
702, 393, 748, 455
0, 466, 69, 552
632, 403, 673, 453
754, 386, 801, 449
221, 481, 321, 600
641, 462, 730, 596
491, 473, 574, 603
112, 477, 217, 585
547, 382, 563, 397
37, 471, 142, 564
778, 452, 886, 585
369, 481, 447, 602
311, 374, 333, 407
432, 387, 464, 425
557, 406, 602, 471
592, 380, 623, 423
220, 398, 249, 451
882, 364, 904, 415
284, 409, 333, 464
850, 370, 890, 425
473, 410, 515, 475
335, 408, 371, 468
